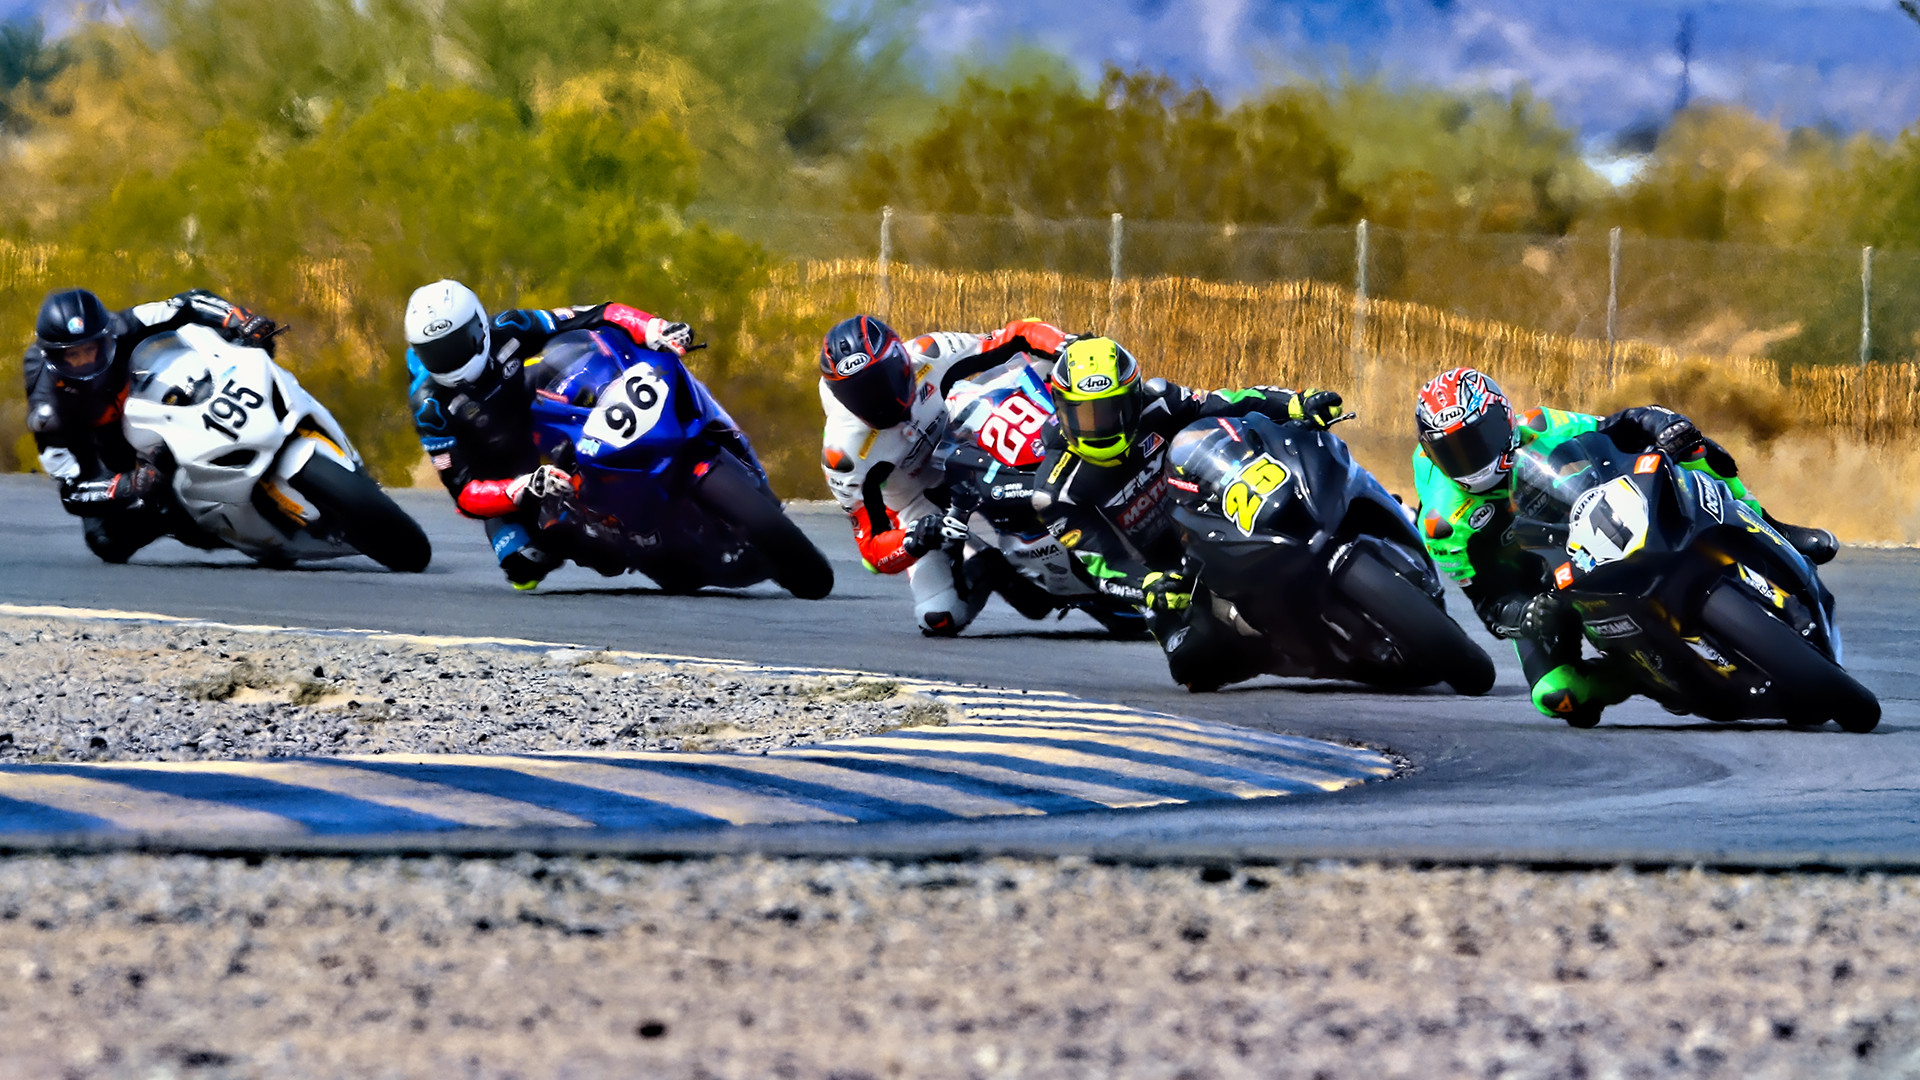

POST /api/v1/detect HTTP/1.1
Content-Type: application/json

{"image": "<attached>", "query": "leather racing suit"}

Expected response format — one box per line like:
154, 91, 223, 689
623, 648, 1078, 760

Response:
819, 319, 1066, 633
410, 302, 676, 584
25, 289, 270, 562
1411, 404, 1788, 719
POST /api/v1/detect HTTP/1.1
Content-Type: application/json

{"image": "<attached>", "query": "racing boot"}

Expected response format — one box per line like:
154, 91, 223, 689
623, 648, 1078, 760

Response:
501, 545, 562, 591
1763, 512, 1838, 566
1531, 659, 1633, 729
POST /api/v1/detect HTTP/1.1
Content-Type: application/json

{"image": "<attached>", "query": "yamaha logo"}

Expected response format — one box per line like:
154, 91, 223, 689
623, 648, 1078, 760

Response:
424, 318, 453, 336
835, 352, 870, 377
1076, 373, 1114, 394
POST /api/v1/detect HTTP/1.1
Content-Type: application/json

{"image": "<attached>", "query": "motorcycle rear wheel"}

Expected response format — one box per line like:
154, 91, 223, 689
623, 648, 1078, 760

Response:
287, 457, 432, 573
1337, 551, 1496, 696
694, 454, 833, 600
1699, 584, 1879, 732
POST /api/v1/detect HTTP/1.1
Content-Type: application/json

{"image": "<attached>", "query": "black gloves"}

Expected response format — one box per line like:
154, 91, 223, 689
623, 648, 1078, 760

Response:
1652, 413, 1705, 459
1517, 591, 1568, 651
903, 512, 968, 558
227, 308, 282, 355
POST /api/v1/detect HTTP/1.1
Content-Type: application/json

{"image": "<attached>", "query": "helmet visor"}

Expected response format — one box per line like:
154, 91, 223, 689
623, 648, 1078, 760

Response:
1421, 401, 1514, 487
414, 313, 489, 383
45, 339, 109, 379
1059, 391, 1140, 457
829, 341, 914, 429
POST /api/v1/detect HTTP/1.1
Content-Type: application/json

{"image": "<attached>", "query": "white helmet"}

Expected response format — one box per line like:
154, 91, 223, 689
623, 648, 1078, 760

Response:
405, 280, 491, 387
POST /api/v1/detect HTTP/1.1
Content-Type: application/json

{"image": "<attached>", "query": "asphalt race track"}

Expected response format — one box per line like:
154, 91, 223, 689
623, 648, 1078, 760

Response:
0, 475, 1913, 865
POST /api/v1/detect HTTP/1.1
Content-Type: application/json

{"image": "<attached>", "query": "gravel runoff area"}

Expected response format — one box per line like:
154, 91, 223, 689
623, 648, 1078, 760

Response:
0, 615, 957, 761
0, 855, 1914, 1079
0, 614, 1914, 1077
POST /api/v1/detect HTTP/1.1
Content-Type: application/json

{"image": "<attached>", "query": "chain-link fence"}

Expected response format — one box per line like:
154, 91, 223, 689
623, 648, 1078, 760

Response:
703, 205, 1917, 371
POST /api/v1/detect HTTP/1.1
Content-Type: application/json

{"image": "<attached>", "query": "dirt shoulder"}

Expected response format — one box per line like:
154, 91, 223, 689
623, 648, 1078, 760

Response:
0, 854, 1913, 1079
0, 615, 951, 762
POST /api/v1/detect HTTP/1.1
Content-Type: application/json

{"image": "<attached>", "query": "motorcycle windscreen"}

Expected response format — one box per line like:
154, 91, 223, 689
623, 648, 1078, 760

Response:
126, 333, 214, 406
534, 330, 625, 409
1511, 431, 1633, 522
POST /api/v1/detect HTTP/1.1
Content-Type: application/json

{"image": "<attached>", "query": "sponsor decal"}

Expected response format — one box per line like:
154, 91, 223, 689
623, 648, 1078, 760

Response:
834, 352, 871, 377
1165, 627, 1190, 652
1634, 453, 1661, 475
1684, 636, 1736, 674
430, 453, 452, 472
1429, 404, 1467, 428
65, 316, 84, 334
1075, 373, 1114, 394
1737, 564, 1787, 609
1696, 475, 1724, 519
858, 429, 879, 459
1467, 503, 1495, 530
1059, 529, 1082, 547
549, 307, 577, 319
1116, 483, 1168, 531
1554, 562, 1574, 589
423, 318, 454, 337
576, 437, 602, 456
1588, 615, 1640, 638
1166, 475, 1200, 494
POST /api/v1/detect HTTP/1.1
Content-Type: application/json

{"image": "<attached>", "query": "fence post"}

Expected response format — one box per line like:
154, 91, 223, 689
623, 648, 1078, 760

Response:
1108, 212, 1124, 336
878, 205, 893, 319
1860, 245, 1874, 366
1351, 219, 1369, 353
1606, 226, 1621, 379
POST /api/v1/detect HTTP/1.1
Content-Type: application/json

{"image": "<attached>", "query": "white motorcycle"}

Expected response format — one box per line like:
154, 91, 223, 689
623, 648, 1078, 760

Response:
121, 324, 431, 571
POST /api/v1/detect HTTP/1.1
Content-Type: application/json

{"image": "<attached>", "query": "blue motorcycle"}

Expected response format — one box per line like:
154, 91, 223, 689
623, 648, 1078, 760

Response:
524, 329, 832, 599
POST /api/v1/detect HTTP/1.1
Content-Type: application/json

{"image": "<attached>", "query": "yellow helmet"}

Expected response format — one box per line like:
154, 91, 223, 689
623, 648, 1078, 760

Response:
1049, 337, 1142, 463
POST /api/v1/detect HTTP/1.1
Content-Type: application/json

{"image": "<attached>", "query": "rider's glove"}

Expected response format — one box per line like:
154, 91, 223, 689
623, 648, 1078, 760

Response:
902, 514, 949, 558
644, 318, 694, 356
1517, 591, 1567, 651
1652, 413, 1705, 459
226, 308, 282, 355
1140, 571, 1192, 612
509, 465, 576, 504
1288, 389, 1346, 429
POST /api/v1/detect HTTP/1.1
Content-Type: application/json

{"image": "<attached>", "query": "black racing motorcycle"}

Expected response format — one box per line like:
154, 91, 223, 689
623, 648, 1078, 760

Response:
1509, 430, 1877, 731
1165, 414, 1496, 695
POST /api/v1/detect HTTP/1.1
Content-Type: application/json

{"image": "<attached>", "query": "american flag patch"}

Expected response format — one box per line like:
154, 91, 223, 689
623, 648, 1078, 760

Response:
431, 453, 452, 471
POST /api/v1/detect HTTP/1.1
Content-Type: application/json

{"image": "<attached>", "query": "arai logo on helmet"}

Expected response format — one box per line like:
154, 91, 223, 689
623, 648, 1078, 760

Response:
423, 318, 454, 337
1075, 373, 1114, 394
1429, 404, 1468, 428
835, 352, 871, 377
66, 316, 84, 334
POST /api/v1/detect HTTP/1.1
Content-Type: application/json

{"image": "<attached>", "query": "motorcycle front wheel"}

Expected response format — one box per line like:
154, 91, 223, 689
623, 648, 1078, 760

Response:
1336, 550, 1496, 696
693, 454, 833, 600
287, 457, 432, 573
1699, 583, 1879, 732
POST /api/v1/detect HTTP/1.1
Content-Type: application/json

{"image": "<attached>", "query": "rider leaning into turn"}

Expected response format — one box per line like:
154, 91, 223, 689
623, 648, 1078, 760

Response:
24, 286, 282, 563
404, 279, 694, 590
818, 313, 1068, 635
1410, 366, 1838, 727
1030, 336, 1345, 669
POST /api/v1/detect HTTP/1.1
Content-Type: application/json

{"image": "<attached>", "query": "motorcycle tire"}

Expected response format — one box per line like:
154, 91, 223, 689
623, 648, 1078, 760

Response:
1699, 583, 1879, 732
1337, 551, 1496, 696
694, 454, 833, 600
287, 457, 432, 573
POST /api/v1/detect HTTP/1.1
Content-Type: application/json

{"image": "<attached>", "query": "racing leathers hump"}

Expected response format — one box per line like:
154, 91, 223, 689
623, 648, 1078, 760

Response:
1031, 383, 1310, 605
819, 319, 1066, 632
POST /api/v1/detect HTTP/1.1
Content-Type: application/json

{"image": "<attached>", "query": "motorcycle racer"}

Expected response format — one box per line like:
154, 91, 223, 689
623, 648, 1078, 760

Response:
818, 313, 1068, 634
1411, 366, 1839, 726
24, 286, 282, 562
404, 279, 694, 589
1030, 336, 1345, 672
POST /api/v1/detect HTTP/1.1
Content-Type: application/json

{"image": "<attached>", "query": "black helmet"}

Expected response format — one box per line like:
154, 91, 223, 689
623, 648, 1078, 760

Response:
819, 314, 915, 429
35, 288, 116, 387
